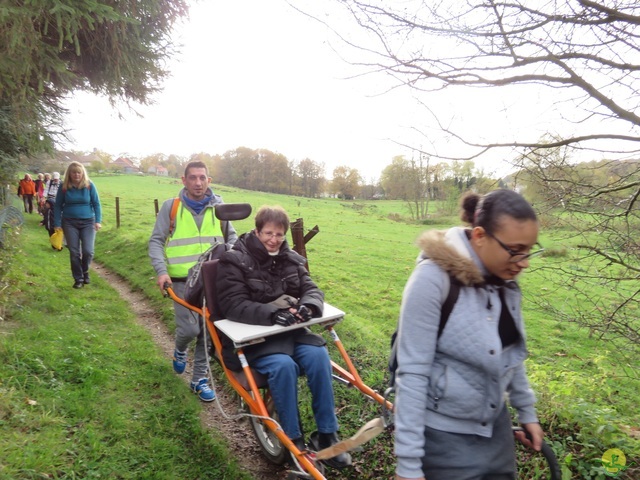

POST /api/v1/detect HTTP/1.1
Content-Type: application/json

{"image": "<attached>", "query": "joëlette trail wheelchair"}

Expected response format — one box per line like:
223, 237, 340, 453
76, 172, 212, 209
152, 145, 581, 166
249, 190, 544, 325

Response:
164, 203, 393, 480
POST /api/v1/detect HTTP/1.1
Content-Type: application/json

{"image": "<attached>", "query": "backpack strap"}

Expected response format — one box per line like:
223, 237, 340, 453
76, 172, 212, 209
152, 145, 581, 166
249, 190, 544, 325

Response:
437, 276, 461, 338
388, 274, 461, 387
169, 197, 180, 235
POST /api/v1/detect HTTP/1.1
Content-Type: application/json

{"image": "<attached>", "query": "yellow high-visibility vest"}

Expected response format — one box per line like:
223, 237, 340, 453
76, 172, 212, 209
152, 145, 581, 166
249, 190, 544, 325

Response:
165, 200, 224, 278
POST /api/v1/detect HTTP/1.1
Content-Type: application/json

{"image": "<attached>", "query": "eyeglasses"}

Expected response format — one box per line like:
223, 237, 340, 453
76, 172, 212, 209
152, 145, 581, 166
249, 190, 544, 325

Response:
486, 232, 545, 263
259, 231, 286, 241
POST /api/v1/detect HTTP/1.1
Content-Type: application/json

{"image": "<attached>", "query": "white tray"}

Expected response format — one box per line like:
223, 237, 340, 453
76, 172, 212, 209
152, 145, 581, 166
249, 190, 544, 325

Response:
214, 302, 345, 347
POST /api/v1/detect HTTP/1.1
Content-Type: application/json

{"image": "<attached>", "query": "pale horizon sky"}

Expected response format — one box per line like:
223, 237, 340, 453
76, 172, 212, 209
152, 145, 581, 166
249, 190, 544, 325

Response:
63, 0, 421, 182
62, 0, 601, 181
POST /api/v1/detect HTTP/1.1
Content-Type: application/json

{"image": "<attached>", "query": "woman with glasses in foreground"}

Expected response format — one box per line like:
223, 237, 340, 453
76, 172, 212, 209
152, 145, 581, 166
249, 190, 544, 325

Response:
394, 189, 545, 480
216, 205, 352, 470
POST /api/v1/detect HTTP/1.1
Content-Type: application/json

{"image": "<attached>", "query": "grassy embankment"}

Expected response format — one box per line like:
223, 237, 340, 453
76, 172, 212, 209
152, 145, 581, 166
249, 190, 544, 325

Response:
2, 174, 638, 479
0, 196, 252, 479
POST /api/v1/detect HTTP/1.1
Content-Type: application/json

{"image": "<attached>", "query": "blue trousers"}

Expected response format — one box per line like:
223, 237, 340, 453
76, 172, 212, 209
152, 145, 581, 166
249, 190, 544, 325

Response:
62, 217, 96, 282
251, 344, 339, 440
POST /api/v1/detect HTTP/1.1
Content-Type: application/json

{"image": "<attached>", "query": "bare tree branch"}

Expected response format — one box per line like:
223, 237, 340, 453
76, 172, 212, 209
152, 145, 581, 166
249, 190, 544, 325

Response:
308, 0, 640, 159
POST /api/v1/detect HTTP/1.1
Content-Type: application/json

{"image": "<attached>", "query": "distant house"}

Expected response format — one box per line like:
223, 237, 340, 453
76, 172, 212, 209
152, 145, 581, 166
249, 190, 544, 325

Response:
57, 150, 99, 168
110, 157, 140, 174
26, 149, 101, 174
146, 165, 168, 176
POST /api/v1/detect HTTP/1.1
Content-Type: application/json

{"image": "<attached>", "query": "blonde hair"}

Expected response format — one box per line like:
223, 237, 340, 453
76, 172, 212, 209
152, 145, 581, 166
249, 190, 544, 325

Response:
62, 161, 91, 190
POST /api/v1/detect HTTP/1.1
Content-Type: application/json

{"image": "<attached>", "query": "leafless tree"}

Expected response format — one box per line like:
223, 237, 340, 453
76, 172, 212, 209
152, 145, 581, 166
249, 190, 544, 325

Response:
302, 0, 640, 363
514, 146, 640, 370
380, 154, 431, 219
308, 0, 640, 161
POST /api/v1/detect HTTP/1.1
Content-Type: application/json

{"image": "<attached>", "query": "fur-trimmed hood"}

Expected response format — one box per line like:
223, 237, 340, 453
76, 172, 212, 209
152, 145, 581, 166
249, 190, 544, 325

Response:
416, 227, 486, 287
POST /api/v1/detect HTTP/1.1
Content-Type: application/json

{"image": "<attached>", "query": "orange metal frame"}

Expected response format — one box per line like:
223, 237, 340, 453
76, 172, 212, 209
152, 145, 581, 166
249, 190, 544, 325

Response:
165, 287, 393, 480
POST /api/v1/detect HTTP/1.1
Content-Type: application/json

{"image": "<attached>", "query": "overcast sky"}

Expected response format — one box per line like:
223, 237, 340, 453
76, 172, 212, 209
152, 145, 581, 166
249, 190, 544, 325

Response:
64, 0, 588, 181
63, 0, 426, 181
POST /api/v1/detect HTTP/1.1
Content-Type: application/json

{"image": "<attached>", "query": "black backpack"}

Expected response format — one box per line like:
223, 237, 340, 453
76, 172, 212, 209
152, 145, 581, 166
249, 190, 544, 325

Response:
183, 242, 229, 307
388, 275, 461, 388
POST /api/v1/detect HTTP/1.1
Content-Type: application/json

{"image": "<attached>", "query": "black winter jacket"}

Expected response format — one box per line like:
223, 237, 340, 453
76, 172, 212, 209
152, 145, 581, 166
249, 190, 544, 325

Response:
216, 231, 325, 370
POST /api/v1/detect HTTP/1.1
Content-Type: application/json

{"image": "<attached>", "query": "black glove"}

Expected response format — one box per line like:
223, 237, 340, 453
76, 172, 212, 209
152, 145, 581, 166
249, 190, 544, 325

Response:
273, 310, 297, 327
296, 304, 313, 322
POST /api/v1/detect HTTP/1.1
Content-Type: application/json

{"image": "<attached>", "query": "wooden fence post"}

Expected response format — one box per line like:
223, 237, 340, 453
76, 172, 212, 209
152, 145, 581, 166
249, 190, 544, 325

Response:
115, 197, 120, 228
291, 218, 320, 272
291, 218, 307, 270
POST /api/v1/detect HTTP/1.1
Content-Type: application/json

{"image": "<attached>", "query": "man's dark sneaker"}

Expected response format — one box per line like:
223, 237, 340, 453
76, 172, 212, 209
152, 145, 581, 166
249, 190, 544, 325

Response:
293, 437, 307, 452
309, 431, 352, 469
287, 437, 308, 465
72, 281, 84, 289
83, 275, 90, 284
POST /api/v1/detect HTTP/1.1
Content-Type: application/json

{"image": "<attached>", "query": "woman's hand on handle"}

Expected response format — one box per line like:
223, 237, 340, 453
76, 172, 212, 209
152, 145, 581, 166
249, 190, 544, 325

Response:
516, 422, 544, 451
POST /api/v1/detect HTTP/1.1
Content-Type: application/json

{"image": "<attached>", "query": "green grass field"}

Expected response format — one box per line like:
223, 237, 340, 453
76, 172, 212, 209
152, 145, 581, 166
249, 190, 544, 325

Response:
1, 174, 638, 479
0, 198, 252, 480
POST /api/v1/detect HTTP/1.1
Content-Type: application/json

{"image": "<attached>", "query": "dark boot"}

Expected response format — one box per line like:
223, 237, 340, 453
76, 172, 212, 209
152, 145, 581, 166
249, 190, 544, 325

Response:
309, 431, 352, 469
287, 437, 307, 465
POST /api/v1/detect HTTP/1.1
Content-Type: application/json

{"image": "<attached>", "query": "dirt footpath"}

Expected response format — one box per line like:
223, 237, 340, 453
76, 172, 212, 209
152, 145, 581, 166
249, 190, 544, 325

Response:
93, 263, 287, 480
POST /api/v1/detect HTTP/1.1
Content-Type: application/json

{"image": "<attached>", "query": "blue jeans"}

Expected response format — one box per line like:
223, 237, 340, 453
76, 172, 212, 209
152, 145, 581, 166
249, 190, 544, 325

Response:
62, 217, 96, 282
251, 344, 339, 440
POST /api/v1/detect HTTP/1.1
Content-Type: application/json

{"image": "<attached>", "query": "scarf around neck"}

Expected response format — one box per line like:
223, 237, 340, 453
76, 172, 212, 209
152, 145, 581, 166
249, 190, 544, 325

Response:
183, 192, 212, 214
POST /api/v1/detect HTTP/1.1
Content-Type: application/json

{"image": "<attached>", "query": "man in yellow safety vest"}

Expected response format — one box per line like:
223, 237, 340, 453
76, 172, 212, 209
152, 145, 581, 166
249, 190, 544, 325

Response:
149, 161, 237, 401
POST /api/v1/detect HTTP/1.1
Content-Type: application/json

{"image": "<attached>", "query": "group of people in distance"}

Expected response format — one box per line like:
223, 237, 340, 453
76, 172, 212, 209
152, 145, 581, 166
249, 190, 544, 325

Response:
20, 163, 102, 289
150, 160, 545, 478
39, 172, 61, 236
17, 171, 58, 231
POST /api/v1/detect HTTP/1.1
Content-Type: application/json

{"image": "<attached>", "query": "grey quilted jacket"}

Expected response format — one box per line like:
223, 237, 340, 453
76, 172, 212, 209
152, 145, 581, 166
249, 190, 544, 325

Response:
394, 227, 538, 478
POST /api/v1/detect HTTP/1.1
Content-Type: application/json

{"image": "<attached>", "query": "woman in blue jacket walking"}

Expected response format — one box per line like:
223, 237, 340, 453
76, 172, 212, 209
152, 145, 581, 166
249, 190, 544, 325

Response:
54, 162, 102, 289
394, 189, 545, 480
